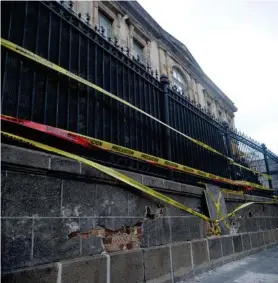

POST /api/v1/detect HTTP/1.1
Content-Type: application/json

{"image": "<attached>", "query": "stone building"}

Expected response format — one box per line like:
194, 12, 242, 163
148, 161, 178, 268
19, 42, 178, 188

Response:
64, 0, 237, 126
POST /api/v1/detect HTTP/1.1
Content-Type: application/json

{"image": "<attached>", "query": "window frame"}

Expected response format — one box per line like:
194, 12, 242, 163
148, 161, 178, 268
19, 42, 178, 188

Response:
99, 11, 112, 39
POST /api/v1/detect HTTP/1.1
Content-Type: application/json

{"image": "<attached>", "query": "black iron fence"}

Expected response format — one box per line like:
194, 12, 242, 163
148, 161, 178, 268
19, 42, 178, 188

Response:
1, 1, 277, 193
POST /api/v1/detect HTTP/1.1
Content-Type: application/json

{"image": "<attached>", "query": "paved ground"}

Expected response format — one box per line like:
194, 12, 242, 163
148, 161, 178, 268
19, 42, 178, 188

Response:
179, 245, 278, 283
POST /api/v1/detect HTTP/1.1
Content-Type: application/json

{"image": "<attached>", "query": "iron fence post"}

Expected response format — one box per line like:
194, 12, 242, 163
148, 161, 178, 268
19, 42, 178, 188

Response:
262, 143, 273, 189
223, 122, 236, 180
160, 75, 172, 162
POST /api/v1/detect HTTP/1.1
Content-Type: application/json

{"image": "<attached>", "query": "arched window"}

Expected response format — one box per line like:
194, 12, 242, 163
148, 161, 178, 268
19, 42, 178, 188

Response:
172, 68, 186, 95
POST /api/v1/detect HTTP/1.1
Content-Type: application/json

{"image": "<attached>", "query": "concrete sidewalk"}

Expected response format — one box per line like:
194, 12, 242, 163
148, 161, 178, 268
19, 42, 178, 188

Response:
179, 245, 278, 283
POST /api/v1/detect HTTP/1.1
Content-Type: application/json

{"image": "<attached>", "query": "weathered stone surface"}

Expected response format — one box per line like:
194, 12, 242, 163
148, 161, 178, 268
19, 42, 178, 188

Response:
233, 235, 243, 253
110, 250, 144, 283
208, 237, 222, 261
191, 239, 209, 267
242, 233, 251, 251
2, 264, 58, 283
2, 172, 61, 217
62, 180, 97, 217
142, 174, 165, 189
258, 231, 265, 247
1, 144, 50, 169
180, 184, 204, 196
164, 180, 181, 192
81, 163, 115, 182
50, 156, 80, 174
96, 185, 128, 216
221, 236, 233, 256
143, 245, 171, 282
1, 218, 33, 271
258, 218, 266, 231
117, 169, 143, 183
171, 242, 192, 280
264, 230, 270, 245
62, 255, 107, 283
33, 218, 80, 263
250, 232, 259, 248
141, 218, 170, 247
265, 218, 272, 230
81, 235, 104, 256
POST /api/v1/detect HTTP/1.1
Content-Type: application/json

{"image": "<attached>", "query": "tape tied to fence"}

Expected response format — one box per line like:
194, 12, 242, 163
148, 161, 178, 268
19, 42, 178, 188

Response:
1, 131, 277, 226
1, 114, 272, 192
0, 38, 271, 180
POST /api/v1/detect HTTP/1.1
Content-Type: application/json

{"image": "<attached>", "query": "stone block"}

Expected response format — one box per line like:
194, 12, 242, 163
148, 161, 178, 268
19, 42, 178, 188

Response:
171, 242, 193, 281
258, 231, 265, 247
1, 218, 33, 271
265, 218, 272, 230
62, 180, 98, 217
233, 235, 243, 253
250, 232, 259, 249
237, 218, 246, 233
244, 218, 255, 232
127, 189, 157, 217
96, 184, 128, 217
143, 245, 171, 283
191, 239, 209, 271
242, 233, 251, 251
98, 217, 142, 232
164, 180, 181, 192
208, 237, 222, 261
81, 235, 104, 256
141, 218, 170, 247
2, 264, 58, 283
1, 144, 50, 169
110, 250, 144, 283
270, 229, 276, 243
81, 163, 115, 183
50, 156, 80, 174
62, 255, 107, 283
221, 236, 233, 257
142, 175, 165, 189
180, 184, 204, 196
1, 172, 61, 217
117, 169, 142, 183
264, 230, 270, 245
276, 229, 278, 242
33, 218, 80, 264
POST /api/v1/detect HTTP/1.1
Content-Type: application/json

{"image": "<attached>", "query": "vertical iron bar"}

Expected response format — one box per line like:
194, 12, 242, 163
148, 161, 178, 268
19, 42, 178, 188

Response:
262, 143, 273, 189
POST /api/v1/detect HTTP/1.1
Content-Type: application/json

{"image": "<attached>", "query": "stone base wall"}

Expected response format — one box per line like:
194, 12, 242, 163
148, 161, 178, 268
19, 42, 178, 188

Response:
2, 144, 278, 274
2, 230, 278, 283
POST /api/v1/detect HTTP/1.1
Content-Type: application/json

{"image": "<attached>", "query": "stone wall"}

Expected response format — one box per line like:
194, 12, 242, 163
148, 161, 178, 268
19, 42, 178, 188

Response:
1, 144, 278, 275
2, 230, 278, 283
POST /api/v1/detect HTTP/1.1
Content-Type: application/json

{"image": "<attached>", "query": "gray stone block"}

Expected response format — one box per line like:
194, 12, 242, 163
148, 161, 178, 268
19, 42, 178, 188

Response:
143, 245, 171, 283
114, 169, 143, 183
96, 185, 128, 217
127, 189, 157, 217
1, 144, 50, 169
237, 218, 246, 233
1, 264, 58, 283
208, 237, 222, 261
270, 229, 276, 243
221, 236, 233, 257
181, 184, 204, 196
62, 255, 107, 283
81, 235, 103, 256
50, 156, 80, 174
33, 218, 81, 264
141, 218, 170, 247
98, 217, 142, 232
81, 163, 116, 183
242, 233, 251, 251
265, 218, 272, 230
275, 229, 278, 242
250, 232, 259, 248
233, 235, 243, 253
110, 250, 144, 283
244, 218, 255, 232
62, 179, 98, 217
1, 218, 32, 271
164, 180, 181, 192
191, 239, 209, 268
142, 175, 165, 189
258, 231, 265, 247
257, 218, 266, 231
171, 242, 193, 281
2, 172, 61, 217
264, 230, 270, 245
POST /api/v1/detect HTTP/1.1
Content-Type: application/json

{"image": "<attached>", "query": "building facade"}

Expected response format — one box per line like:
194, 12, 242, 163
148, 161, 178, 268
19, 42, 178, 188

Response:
66, 0, 237, 127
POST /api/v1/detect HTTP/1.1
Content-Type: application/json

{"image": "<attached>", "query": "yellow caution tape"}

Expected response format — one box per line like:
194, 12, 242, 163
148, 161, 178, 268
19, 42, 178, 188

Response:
1, 131, 277, 230
221, 189, 244, 196
0, 38, 271, 180
1, 114, 271, 191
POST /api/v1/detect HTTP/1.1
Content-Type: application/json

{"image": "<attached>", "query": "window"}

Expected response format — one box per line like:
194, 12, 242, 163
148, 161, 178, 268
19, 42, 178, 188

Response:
218, 110, 222, 118
133, 39, 144, 61
99, 12, 112, 38
173, 68, 186, 95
